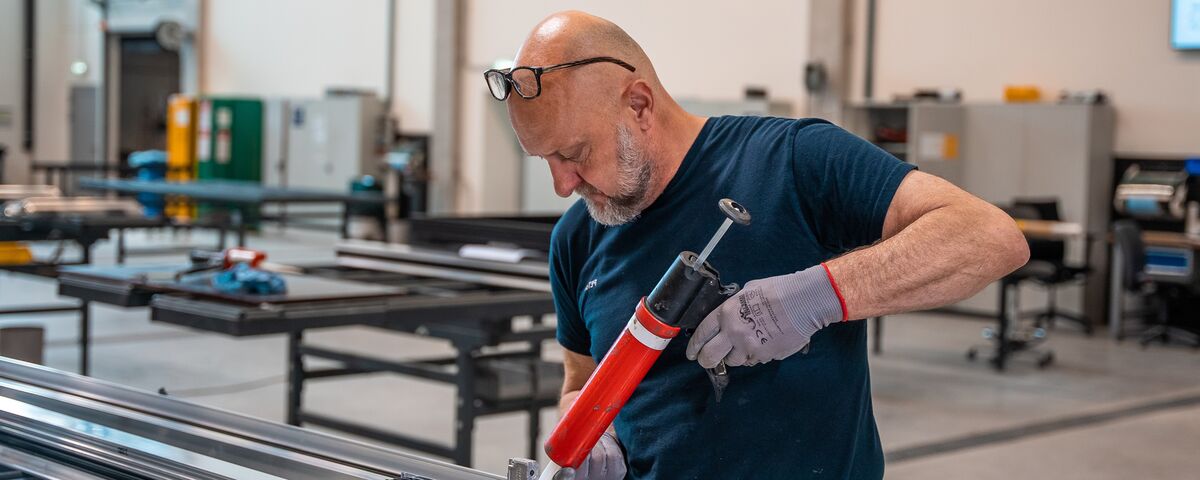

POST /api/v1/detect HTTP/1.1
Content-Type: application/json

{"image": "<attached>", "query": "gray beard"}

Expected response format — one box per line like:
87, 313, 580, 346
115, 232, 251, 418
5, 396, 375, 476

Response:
578, 124, 654, 226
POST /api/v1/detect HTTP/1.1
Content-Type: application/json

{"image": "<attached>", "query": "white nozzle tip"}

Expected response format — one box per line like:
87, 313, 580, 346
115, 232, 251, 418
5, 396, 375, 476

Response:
537, 462, 564, 480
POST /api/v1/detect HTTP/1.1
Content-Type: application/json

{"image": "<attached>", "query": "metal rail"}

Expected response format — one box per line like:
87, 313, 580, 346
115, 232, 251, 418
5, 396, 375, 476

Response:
0, 358, 504, 480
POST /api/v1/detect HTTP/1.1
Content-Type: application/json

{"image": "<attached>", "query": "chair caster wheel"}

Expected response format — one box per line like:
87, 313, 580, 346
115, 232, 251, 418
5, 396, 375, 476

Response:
1038, 352, 1054, 369
966, 347, 978, 361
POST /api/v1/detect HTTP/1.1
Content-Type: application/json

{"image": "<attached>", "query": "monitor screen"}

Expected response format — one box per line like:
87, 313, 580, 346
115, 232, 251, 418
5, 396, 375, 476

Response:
1174, 0, 1200, 49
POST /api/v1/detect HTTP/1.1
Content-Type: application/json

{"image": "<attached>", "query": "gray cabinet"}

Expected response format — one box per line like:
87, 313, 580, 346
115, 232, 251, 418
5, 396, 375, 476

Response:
961, 104, 1115, 322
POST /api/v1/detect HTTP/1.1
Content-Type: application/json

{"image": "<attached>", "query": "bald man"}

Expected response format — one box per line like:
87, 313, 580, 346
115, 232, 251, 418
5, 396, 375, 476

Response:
486, 11, 1029, 480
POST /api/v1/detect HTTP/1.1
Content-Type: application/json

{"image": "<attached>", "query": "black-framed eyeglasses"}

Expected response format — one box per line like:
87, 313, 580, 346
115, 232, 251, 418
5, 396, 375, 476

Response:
484, 56, 636, 101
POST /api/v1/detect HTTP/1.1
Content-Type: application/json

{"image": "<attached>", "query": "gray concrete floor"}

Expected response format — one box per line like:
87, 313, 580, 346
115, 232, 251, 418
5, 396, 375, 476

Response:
2, 227, 1199, 478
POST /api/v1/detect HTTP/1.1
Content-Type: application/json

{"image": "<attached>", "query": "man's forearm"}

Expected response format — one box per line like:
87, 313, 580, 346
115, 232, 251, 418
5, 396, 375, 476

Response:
559, 389, 582, 414
825, 201, 1028, 320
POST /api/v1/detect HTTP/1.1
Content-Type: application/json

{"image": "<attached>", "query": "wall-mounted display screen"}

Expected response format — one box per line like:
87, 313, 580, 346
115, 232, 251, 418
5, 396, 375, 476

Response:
1173, 0, 1200, 49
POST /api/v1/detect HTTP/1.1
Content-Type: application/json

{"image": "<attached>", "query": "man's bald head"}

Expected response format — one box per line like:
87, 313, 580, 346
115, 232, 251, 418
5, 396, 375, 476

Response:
516, 11, 656, 86
510, 12, 674, 112
503, 11, 698, 226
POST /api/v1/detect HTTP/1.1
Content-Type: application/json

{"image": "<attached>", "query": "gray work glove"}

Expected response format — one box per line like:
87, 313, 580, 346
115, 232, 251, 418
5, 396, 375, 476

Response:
685, 265, 845, 368
570, 431, 626, 480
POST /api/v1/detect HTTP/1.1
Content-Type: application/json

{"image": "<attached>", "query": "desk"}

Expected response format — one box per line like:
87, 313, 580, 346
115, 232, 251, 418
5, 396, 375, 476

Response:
1014, 219, 1086, 240
1107, 230, 1200, 340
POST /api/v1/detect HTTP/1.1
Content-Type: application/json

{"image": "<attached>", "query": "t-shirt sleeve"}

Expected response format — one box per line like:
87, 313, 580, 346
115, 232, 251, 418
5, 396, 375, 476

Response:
549, 221, 592, 356
792, 121, 916, 253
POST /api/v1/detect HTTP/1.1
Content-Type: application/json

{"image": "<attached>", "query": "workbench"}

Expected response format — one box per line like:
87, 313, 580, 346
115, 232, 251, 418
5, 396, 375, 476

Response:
56, 251, 558, 467
0, 213, 164, 375
78, 177, 386, 246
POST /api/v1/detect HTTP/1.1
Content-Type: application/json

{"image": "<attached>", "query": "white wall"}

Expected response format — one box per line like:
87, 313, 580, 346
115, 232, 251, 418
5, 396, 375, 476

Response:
849, 0, 1200, 157
33, 0, 104, 165
457, 0, 812, 213
201, 0, 435, 133
0, 1, 26, 182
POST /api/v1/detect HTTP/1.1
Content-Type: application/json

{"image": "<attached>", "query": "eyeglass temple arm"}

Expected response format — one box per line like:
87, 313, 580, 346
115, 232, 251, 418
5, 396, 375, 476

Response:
541, 57, 636, 74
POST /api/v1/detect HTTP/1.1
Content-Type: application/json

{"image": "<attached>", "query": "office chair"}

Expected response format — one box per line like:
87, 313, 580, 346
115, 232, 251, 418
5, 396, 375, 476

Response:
1011, 198, 1093, 335
966, 204, 1055, 370
1112, 220, 1200, 348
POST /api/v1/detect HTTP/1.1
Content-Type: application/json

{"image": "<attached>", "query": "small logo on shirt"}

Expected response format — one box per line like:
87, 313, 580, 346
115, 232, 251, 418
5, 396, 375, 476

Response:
584, 278, 598, 292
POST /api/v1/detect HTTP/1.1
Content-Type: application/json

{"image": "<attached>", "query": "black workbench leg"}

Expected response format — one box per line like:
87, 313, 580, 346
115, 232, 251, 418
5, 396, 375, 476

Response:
995, 282, 1010, 371
116, 228, 126, 265
79, 302, 90, 376
528, 339, 544, 459
872, 316, 883, 355
235, 208, 247, 247
286, 331, 305, 426
454, 345, 477, 467
81, 241, 92, 265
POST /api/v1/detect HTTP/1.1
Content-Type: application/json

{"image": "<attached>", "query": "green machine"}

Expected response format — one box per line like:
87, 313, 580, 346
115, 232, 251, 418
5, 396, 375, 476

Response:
195, 97, 263, 223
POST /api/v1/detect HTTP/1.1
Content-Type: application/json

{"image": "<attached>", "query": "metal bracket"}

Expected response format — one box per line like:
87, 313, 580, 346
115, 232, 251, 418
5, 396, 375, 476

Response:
506, 458, 539, 480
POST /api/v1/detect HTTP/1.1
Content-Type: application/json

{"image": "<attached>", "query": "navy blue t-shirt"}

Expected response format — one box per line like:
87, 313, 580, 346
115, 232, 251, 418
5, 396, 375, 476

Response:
549, 116, 915, 480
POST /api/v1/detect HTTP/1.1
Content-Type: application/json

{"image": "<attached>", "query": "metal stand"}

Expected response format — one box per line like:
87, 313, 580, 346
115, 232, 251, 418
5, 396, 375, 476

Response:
285, 318, 557, 467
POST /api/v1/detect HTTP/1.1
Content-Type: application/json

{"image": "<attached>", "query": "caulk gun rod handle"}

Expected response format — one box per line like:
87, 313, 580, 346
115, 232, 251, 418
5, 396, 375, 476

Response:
693, 218, 733, 270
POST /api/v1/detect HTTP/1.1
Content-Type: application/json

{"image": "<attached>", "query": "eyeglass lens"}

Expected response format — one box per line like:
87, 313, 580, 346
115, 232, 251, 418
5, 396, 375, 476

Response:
486, 71, 509, 100
510, 68, 539, 98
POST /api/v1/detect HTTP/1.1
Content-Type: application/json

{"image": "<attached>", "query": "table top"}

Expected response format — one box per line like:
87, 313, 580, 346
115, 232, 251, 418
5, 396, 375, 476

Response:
0, 184, 61, 201
59, 264, 404, 305
1139, 230, 1200, 250
78, 178, 385, 205
58, 262, 556, 336
1014, 219, 1086, 240
0, 215, 163, 241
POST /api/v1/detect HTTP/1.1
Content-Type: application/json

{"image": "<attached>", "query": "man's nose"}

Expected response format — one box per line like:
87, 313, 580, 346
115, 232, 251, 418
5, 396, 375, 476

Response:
547, 158, 582, 198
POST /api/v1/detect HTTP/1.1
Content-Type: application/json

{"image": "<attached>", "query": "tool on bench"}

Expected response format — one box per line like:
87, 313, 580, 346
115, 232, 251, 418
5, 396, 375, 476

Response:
532, 199, 751, 480
174, 247, 267, 280
175, 247, 288, 295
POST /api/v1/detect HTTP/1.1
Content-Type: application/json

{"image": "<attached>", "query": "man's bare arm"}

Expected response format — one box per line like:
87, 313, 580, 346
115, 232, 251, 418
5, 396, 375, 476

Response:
560, 349, 598, 413
825, 171, 1029, 319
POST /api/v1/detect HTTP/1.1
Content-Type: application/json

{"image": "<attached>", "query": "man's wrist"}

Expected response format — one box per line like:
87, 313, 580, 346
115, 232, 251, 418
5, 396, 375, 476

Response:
778, 264, 846, 334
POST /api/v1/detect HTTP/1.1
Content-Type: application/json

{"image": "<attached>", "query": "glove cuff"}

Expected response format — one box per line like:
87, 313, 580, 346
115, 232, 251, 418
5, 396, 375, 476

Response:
778, 265, 846, 335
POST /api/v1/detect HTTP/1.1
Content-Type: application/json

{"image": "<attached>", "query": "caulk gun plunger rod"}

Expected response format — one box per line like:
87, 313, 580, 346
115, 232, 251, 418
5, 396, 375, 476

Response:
693, 218, 732, 271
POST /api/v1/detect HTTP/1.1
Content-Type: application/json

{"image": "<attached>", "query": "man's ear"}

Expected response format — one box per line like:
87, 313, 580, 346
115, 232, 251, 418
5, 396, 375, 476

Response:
626, 80, 654, 131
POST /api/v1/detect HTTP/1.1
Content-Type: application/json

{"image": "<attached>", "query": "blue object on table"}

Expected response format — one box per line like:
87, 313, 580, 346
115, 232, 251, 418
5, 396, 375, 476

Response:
128, 150, 168, 217
212, 263, 288, 295
1185, 157, 1200, 176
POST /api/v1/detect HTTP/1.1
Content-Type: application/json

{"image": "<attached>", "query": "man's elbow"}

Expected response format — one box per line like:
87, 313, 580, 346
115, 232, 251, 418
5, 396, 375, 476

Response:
991, 216, 1030, 276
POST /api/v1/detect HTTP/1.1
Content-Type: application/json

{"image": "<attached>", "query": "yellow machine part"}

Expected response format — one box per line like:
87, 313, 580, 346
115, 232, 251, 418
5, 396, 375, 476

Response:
166, 94, 197, 221
0, 242, 33, 266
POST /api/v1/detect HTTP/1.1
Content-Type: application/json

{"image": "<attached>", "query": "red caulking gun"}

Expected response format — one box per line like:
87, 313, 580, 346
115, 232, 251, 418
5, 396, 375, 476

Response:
515, 199, 751, 480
